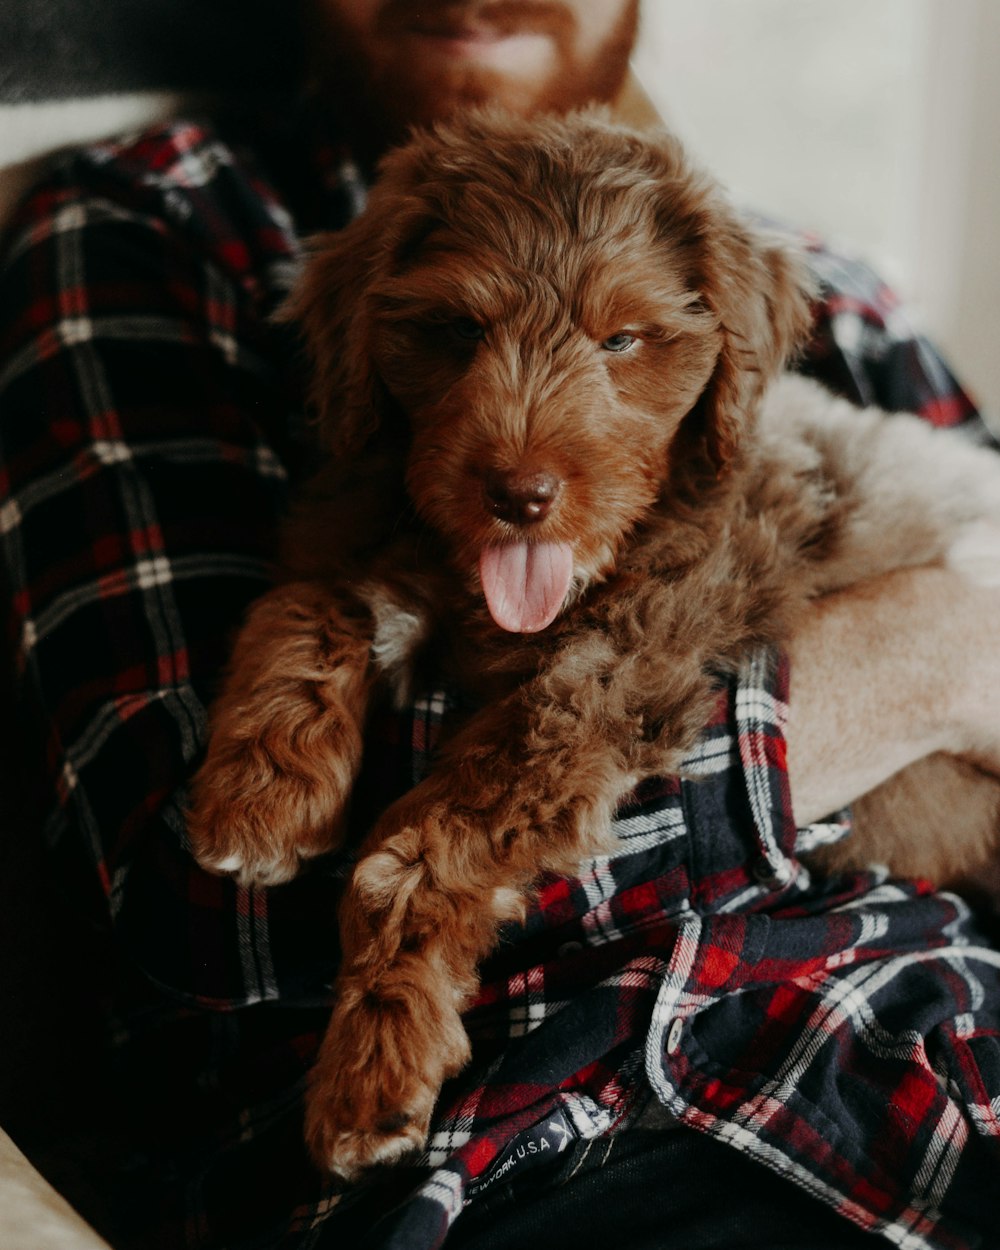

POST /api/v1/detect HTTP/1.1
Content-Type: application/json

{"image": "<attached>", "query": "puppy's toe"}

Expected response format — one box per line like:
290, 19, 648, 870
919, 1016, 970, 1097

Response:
188, 768, 346, 887
197, 846, 301, 888
304, 986, 456, 1179
306, 1101, 432, 1181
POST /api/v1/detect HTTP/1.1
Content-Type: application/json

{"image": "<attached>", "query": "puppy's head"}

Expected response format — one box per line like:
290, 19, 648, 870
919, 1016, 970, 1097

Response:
286, 110, 815, 633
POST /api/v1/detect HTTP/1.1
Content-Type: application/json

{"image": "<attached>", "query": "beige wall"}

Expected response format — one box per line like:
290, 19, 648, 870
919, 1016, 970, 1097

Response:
634, 0, 1000, 429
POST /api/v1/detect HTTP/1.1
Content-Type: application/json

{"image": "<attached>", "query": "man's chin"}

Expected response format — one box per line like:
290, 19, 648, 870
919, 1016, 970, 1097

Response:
312, 0, 638, 164
381, 56, 628, 136
393, 74, 560, 129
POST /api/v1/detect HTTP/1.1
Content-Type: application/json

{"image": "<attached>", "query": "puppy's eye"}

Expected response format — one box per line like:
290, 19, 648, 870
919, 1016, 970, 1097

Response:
600, 333, 638, 353
450, 317, 485, 342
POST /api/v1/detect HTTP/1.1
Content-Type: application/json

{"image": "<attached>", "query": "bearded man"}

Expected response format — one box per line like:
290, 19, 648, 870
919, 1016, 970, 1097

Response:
1, 3, 998, 1248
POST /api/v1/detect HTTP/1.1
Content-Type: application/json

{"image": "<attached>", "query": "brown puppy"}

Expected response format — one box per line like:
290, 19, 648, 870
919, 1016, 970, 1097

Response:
187, 110, 1000, 1179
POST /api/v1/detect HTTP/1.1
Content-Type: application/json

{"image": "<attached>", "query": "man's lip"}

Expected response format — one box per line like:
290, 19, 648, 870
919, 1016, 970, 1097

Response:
398, 22, 551, 68
405, 22, 509, 43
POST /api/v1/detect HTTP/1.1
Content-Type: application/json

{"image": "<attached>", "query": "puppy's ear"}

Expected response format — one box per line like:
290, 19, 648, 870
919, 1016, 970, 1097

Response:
693, 219, 817, 471
277, 217, 386, 459
651, 133, 817, 474
279, 134, 451, 458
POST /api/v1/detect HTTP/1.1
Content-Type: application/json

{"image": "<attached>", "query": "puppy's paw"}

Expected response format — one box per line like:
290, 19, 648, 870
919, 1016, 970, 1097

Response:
188, 739, 357, 887
305, 1072, 437, 1182
305, 972, 471, 1179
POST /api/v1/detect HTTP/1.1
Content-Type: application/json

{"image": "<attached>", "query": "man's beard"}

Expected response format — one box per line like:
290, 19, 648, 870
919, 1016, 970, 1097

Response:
308, 1, 640, 170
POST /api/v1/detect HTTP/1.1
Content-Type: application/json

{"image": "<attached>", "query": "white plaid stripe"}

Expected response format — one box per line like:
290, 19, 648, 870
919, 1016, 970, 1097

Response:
609, 800, 686, 851
0, 316, 206, 390
119, 136, 237, 194
912, 1098, 969, 1223
67, 686, 206, 780
830, 872, 915, 911
414, 1169, 466, 1224
717, 875, 805, 914
506, 964, 549, 1038
234, 886, 280, 1006
424, 1080, 485, 1165
1, 197, 145, 268
679, 727, 735, 776
0, 337, 45, 393
736, 651, 797, 887
53, 750, 109, 881
967, 1095, 1000, 1137
3, 439, 285, 542
646, 915, 706, 1050
580, 895, 623, 947
206, 261, 240, 366
794, 819, 852, 854
609, 953, 666, 993
0, 496, 21, 535
24, 552, 270, 651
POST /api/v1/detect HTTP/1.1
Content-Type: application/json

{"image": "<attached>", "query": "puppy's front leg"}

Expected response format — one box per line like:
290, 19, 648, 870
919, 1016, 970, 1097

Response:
189, 582, 375, 887
303, 680, 660, 1178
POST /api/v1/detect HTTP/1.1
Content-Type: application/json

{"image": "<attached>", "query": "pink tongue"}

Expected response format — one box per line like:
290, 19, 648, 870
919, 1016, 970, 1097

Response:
479, 542, 574, 633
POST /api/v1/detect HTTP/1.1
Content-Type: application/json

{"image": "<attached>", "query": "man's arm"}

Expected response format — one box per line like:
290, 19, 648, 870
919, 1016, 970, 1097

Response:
782, 233, 999, 828
786, 565, 1000, 826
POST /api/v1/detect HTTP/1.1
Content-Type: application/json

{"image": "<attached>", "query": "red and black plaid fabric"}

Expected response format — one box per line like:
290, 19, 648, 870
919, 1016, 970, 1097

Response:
1, 112, 998, 1250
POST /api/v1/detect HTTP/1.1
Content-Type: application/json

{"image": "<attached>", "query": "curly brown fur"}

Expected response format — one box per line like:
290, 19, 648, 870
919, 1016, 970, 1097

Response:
187, 109, 1000, 1178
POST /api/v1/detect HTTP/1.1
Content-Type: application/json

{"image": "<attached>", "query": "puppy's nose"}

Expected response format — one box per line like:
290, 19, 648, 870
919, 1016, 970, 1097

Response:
484, 470, 562, 526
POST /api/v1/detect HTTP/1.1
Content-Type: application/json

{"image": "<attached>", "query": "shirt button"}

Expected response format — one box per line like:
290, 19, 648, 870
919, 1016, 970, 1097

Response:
557, 941, 583, 958
666, 1016, 684, 1055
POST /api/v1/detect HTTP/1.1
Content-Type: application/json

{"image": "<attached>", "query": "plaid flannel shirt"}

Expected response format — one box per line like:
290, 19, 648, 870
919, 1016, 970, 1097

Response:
1, 111, 999, 1250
